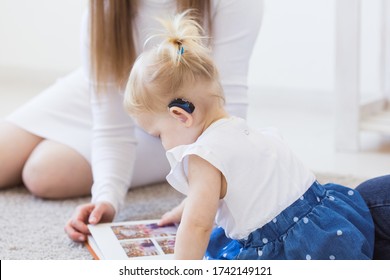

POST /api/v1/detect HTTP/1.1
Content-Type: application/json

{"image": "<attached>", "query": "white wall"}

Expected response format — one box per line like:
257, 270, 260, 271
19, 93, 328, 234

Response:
0, 0, 384, 99
359, 0, 383, 101
249, 0, 384, 100
249, 0, 335, 93
0, 0, 87, 75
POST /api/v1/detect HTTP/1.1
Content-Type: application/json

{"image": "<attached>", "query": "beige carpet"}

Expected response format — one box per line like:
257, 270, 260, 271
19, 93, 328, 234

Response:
0, 173, 367, 260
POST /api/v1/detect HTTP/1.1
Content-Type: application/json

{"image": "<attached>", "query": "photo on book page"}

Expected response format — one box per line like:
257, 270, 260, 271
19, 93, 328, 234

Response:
112, 222, 178, 240
87, 220, 178, 260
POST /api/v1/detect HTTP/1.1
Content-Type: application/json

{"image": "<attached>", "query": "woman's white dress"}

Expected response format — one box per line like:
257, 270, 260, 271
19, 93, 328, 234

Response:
6, 0, 264, 212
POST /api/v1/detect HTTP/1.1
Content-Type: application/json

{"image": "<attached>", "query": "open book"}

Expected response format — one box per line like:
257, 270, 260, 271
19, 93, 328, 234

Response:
86, 219, 178, 260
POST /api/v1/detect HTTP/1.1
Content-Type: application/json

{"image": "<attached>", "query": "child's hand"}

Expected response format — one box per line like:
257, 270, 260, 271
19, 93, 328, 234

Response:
64, 202, 115, 242
158, 198, 186, 226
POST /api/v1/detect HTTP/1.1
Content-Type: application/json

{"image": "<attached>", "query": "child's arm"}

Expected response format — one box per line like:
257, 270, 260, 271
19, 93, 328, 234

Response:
173, 155, 222, 260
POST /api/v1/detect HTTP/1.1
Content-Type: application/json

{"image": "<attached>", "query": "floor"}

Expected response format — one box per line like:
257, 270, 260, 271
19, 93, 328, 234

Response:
0, 71, 389, 181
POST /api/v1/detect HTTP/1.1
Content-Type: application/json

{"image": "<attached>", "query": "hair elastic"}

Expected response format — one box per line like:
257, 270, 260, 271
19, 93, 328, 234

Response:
178, 45, 184, 55
168, 98, 195, 114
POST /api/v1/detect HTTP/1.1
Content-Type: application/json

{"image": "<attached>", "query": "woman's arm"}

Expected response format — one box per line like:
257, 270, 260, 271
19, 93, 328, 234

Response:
65, 11, 137, 241
89, 90, 137, 214
81, 10, 137, 214
174, 155, 222, 260
211, 0, 264, 118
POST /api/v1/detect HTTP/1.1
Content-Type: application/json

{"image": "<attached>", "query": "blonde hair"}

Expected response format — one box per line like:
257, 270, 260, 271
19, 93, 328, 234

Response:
124, 11, 224, 116
90, 0, 212, 92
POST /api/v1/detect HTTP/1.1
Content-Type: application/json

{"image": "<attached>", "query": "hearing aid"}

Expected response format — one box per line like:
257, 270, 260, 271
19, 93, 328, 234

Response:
167, 98, 195, 114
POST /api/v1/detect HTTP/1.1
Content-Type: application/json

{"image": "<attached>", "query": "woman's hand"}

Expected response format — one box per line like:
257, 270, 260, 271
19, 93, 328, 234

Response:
64, 202, 115, 242
158, 198, 186, 226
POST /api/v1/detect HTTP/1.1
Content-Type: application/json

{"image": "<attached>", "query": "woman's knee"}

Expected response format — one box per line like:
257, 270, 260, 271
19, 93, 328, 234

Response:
22, 158, 54, 198
22, 140, 92, 198
356, 175, 390, 206
22, 149, 65, 198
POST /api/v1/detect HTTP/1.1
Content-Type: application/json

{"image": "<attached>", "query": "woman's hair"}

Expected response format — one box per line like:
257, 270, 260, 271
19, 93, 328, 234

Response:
124, 10, 224, 116
90, 0, 212, 91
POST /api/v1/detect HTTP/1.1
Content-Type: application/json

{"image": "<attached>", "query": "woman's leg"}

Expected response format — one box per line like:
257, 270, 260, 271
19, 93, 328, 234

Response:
0, 121, 43, 187
0, 121, 92, 197
2, 68, 93, 198
356, 175, 390, 259
22, 140, 93, 198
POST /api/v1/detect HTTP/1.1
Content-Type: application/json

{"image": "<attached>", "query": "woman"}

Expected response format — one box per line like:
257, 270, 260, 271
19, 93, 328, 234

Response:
0, 0, 264, 242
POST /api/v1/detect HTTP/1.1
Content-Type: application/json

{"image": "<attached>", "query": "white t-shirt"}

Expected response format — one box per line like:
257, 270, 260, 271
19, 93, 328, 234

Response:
85, 0, 264, 212
166, 117, 316, 239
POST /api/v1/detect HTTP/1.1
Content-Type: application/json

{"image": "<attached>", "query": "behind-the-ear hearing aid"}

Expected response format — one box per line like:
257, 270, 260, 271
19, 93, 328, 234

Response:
167, 98, 195, 114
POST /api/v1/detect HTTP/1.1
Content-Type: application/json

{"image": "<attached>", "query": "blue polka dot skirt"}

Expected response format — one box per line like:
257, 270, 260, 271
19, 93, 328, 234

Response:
205, 181, 374, 260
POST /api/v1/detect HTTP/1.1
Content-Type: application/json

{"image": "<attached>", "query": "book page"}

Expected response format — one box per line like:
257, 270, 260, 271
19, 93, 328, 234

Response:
88, 219, 177, 260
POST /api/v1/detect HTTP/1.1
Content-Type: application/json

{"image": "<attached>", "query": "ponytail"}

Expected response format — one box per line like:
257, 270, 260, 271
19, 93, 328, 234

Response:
152, 10, 208, 66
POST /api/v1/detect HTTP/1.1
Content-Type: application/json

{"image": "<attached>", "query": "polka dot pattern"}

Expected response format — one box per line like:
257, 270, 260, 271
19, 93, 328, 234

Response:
205, 182, 369, 260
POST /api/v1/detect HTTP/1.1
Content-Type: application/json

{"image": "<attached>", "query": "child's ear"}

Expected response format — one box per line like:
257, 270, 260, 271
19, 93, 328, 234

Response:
168, 106, 193, 127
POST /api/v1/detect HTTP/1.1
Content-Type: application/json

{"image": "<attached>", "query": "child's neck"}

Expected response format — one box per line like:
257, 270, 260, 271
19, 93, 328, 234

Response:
199, 107, 229, 135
